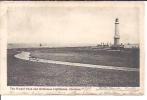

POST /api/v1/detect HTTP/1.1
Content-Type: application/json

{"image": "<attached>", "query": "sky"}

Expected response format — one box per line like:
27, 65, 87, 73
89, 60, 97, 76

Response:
7, 6, 140, 46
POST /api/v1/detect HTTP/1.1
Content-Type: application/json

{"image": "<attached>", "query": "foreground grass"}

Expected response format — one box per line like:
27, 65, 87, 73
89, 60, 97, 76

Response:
7, 49, 139, 86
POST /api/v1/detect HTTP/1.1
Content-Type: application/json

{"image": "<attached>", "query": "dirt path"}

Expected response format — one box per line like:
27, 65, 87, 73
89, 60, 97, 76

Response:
14, 51, 139, 72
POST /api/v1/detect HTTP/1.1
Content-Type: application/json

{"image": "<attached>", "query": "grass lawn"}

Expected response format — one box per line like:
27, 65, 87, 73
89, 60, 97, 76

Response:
30, 47, 139, 68
7, 48, 139, 86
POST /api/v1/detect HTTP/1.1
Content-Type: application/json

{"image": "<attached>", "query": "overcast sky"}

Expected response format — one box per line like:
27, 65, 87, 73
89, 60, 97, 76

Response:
7, 6, 140, 46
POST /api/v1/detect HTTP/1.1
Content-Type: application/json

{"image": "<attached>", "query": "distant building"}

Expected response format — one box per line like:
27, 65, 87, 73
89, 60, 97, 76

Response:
114, 18, 120, 46
124, 44, 139, 49
96, 18, 139, 50
111, 18, 124, 50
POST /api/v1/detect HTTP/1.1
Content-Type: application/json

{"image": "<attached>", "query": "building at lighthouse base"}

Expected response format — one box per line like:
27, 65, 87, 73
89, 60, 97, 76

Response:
110, 44, 124, 50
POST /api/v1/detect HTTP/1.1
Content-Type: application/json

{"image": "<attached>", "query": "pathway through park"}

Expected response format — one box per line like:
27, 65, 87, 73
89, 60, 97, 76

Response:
14, 51, 139, 72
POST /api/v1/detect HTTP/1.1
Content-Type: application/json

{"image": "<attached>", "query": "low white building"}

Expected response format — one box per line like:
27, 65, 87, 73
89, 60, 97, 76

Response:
124, 44, 139, 48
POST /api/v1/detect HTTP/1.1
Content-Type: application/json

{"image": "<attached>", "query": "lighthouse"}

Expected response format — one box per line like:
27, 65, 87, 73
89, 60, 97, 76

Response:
114, 18, 120, 46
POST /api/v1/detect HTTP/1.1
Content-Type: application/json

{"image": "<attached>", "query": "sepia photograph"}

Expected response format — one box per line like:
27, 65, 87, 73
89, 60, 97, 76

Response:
0, 1, 144, 95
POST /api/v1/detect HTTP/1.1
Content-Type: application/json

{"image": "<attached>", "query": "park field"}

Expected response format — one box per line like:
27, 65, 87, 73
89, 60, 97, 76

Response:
7, 47, 139, 86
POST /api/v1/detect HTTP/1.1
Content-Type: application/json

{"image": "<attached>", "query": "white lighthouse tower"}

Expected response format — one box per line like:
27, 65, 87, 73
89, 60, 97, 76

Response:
114, 18, 120, 46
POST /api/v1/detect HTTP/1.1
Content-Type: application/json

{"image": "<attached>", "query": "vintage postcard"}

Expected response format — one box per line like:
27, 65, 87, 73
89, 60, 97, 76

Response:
0, 1, 144, 95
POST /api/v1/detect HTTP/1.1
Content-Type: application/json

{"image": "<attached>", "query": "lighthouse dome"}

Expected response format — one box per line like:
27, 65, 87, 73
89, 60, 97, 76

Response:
115, 18, 119, 22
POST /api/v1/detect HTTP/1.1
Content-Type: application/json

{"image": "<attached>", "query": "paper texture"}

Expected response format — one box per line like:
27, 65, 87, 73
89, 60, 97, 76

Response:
0, 1, 144, 95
